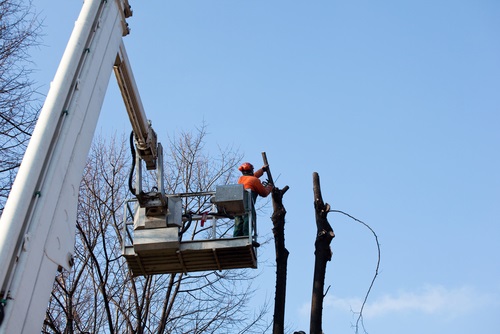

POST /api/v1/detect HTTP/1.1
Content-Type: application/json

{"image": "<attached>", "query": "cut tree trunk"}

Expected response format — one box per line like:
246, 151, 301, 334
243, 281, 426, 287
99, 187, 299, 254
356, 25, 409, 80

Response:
271, 185, 289, 334
310, 172, 335, 334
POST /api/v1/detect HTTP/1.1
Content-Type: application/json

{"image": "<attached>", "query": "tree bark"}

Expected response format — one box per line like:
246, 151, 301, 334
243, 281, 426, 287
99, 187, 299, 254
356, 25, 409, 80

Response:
271, 185, 289, 334
310, 172, 335, 334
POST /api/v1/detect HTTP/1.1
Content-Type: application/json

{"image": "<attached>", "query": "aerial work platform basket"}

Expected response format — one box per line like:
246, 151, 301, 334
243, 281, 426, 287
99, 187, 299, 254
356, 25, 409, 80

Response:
123, 236, 256, 276
121, 185, 258, 276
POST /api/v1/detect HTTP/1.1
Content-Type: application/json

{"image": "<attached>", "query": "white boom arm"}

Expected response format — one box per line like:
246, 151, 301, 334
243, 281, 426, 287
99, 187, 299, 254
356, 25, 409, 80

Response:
0, 0, 152, 332
114, 43, 158, 170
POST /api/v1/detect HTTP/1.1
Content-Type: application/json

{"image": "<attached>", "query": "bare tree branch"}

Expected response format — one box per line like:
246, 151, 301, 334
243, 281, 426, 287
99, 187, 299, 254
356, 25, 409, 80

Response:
44, 129, 269, 333
0, 0, 42, 212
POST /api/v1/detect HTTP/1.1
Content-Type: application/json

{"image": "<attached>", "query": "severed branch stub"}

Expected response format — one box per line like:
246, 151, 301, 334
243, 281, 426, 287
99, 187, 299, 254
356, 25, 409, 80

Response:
310, 172, 335, 334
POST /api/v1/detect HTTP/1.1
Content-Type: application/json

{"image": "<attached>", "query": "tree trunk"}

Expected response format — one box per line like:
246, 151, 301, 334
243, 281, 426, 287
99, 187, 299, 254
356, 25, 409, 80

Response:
271, 185, 289, 334
310, 172, 335, 334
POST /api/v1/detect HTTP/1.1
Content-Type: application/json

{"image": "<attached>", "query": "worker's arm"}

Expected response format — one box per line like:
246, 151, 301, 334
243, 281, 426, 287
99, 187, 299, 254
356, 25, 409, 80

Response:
253, 166, 267, 179
248, 178, 272, 197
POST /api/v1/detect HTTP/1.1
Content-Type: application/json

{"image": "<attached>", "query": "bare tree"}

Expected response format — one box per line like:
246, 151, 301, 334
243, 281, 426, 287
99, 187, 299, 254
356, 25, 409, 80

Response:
270, 184, 289, 334
44, 127, 270, 333
0, 0, 41, 212
310, 172, 335, 334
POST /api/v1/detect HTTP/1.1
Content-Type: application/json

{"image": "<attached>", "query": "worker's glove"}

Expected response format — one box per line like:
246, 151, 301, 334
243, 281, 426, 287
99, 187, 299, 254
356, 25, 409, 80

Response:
262, 165, 268, 172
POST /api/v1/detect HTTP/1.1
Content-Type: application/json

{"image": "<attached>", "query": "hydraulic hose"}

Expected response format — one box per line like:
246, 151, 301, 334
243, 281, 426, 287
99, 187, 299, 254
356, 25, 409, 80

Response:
128, 131, 136, 195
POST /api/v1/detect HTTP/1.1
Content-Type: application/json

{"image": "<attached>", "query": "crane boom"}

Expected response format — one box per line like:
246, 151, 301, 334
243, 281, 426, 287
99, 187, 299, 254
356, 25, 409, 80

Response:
114, 43, 158, 170
0, 0, 152, 332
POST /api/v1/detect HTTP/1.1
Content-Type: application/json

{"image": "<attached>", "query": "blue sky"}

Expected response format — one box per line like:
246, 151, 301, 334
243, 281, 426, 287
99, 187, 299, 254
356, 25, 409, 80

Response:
31, 1, 500, 333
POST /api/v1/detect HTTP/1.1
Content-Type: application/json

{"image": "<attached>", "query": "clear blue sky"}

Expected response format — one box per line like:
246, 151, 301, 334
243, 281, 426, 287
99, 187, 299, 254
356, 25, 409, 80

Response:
31, 1, 500, 333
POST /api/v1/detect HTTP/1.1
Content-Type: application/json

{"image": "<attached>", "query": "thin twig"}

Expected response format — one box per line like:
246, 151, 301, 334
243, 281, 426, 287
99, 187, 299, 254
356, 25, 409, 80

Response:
330, 210, 381, 334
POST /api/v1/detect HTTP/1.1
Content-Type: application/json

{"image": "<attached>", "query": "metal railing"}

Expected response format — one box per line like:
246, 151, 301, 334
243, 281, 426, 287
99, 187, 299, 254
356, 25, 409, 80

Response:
121, 189, 257, 254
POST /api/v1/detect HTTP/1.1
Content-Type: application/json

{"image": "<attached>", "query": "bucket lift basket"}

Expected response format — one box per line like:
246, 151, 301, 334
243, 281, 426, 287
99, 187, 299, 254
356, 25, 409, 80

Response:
121, 185, 258, 276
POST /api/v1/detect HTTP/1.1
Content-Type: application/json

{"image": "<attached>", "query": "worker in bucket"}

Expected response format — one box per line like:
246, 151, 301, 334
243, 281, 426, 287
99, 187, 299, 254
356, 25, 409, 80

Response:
233, 162, 273, 237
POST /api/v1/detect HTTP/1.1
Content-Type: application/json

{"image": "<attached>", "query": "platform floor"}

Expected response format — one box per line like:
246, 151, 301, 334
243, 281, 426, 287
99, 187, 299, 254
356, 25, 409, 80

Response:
123, 237, 257, 276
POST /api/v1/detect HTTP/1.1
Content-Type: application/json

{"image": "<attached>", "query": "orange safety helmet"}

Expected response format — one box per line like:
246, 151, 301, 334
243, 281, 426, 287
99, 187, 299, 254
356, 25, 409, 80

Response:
238, 162, 254, 172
